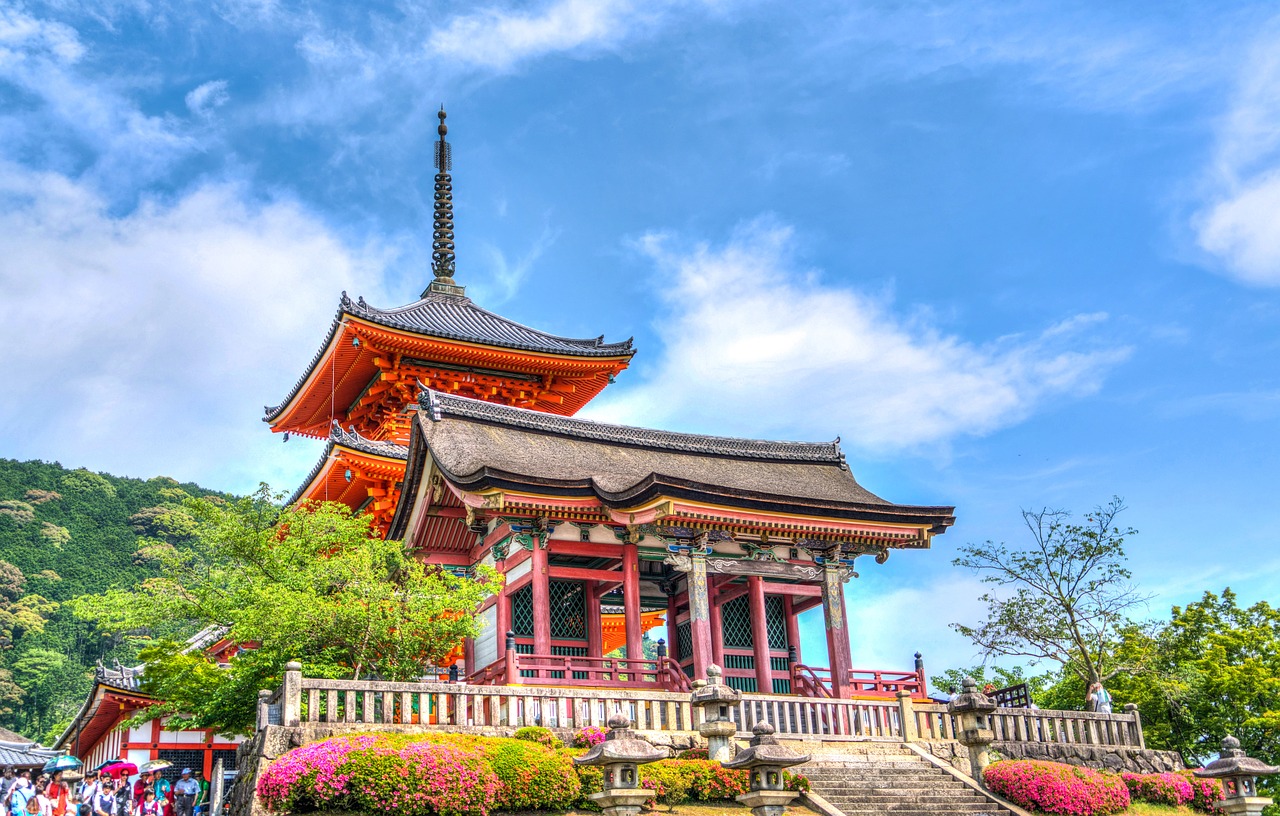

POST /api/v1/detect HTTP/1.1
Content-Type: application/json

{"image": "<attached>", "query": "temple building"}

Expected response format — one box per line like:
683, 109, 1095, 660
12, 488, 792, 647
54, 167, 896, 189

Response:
277, 109, 955, 699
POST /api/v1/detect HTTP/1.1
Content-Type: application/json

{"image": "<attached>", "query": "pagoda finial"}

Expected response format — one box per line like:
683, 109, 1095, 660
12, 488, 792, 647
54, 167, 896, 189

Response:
425, 105, 464, 297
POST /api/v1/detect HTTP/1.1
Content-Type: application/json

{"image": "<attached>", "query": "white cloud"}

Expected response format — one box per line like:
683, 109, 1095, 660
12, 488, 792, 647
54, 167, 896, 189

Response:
185, 79, 231, 116
469, 221, 560, 306
1192, 31, 1280, 286
0, 161, 392, 491
425, 0, 724, 73
588, 217, 1129, 452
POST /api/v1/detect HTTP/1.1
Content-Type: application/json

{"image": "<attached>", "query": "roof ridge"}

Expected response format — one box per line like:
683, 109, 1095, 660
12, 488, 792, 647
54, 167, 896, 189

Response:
418, 388, 846, 465
286, 424, 409, 507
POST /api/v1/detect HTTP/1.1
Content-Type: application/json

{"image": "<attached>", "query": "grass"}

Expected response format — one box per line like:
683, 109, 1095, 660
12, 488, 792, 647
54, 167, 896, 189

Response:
1029, 807, 1198, 816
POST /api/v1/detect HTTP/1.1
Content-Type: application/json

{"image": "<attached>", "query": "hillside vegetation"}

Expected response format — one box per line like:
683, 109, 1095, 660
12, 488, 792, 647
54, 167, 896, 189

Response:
0, 458, 225, 743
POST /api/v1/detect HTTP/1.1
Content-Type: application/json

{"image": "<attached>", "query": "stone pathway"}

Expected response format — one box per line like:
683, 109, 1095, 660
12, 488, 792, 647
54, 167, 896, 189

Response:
803, 748, 1017, 816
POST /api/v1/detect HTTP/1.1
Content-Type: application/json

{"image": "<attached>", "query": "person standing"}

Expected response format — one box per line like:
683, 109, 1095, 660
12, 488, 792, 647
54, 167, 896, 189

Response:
10, 772, 34, 816
1086, 682, 1113, 714
90, 782, 112, 816
1, 769, 16, 805
189, 774, 206, 816
170, 772, 196, 816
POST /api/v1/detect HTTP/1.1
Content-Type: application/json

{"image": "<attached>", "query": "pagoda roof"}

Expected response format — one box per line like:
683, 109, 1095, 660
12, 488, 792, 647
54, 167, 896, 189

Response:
265, 292, 635, 425
288, 424, 408, 507
391, 389, 955, 537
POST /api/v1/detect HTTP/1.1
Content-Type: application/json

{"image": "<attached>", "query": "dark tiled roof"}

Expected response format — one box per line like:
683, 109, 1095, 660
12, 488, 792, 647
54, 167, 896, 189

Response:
288, 424, 408, 507
264, 292, 634, 422
0, 741, 61, 769
349, 291, 635, 357
412, 391, 954, 529
418, 390, 846, 464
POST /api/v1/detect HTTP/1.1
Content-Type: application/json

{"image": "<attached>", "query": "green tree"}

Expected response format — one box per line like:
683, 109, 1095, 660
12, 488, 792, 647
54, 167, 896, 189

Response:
952, 498, 1148, 697
1143, 590, 1280, 770
72, 487, 497, 733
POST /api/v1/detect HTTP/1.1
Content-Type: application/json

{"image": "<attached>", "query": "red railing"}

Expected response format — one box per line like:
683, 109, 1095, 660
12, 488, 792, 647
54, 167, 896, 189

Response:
468, 652, 692, 692
792, 664, 928, 700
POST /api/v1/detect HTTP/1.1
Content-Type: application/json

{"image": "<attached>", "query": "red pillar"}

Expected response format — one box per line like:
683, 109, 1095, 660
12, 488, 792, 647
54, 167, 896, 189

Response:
623, 542, 642, 660
709, 581, 724, 667
666, 591, 681, 662
748, 577, 773, 693
531, 543, 551, 662
823, 562, 854, 698
586, 582, 603, 658
783, 595, 801, 664
497, 587, 511, 653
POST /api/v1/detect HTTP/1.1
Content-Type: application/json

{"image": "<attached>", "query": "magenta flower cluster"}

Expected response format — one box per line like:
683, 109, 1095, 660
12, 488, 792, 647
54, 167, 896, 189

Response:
1121, 771, 1195, 807
256, 735, 498, 816
984, 760, 1129, 816
572, 725, 608, 748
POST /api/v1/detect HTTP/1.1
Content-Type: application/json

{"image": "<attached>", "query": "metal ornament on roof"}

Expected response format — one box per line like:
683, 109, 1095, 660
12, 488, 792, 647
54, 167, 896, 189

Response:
430, 107, 457, 287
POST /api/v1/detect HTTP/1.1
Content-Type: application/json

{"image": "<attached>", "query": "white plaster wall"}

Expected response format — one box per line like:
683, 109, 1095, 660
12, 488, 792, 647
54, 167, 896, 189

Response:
474, 606, 498, 668
506, 558, 531, 582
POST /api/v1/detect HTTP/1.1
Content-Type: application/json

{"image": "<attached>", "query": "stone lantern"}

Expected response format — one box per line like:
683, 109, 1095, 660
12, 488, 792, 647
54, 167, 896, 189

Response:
573, 714, 668, 816
690, 664, 742, 762
948, 676, 998, 784
1193, 736, 1280, 816
722, 722, 810, 816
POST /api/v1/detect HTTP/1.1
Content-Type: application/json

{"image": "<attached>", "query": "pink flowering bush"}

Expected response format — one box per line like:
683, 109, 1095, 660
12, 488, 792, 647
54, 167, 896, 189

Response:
984, 760, 1129, 816
1177, 770, 1226, 814
1121, 771, 1194, 807
573, 726, 608, 748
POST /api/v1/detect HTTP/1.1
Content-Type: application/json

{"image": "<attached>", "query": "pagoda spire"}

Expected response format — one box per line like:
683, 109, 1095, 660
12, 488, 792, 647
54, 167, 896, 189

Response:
425, 105, 464, 297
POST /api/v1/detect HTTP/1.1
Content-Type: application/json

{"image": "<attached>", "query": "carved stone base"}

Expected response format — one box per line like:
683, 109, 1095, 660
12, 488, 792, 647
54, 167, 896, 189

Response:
1215, 797, 1274, 816
588, 788, 654, 816
735, 789, 799, 816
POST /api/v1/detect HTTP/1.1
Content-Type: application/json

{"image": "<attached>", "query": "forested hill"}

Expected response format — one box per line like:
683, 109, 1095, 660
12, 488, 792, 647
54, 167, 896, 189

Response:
0, 458, 227, 744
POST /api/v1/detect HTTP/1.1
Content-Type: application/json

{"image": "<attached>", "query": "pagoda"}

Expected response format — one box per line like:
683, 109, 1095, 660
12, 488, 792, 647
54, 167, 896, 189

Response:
272, 108, 634, 533
273, 109, 957, 699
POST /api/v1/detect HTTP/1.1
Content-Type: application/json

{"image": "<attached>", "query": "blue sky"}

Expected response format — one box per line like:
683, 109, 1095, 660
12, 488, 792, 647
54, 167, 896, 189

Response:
2, 0, 1278, 679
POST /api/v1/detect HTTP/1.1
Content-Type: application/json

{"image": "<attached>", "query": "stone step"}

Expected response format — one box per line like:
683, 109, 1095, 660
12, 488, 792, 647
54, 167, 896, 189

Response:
802, 752, 1013, 816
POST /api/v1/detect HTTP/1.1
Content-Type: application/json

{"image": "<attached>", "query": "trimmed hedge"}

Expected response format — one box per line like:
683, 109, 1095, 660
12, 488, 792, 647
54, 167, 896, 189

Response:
257, 732, 578, 816
513, 726, 562, 750
984, 760, 1130, 816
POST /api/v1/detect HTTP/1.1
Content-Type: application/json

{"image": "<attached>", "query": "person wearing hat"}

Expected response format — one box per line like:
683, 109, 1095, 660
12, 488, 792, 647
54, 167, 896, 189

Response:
170, 772, 196, 816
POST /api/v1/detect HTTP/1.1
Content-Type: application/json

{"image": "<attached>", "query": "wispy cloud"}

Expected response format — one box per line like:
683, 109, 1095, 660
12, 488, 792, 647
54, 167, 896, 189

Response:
0, 161, 391, 491
470, 220, 561, 306
186, 79, 231, 116
589, 217, 1130, 452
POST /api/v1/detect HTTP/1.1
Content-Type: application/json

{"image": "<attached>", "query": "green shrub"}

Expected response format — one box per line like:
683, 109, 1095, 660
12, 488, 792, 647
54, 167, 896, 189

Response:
475, 736, 580, 811
513, 725, 562, 749
674, 747, 709, 760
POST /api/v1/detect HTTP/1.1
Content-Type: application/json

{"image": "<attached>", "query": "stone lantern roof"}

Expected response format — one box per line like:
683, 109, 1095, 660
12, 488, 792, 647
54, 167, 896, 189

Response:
1194, 736, 1280, 778
691, 665, 742, 706
573, 715, 668, 766
948, 676, 997, 714
723, 723, 810, 770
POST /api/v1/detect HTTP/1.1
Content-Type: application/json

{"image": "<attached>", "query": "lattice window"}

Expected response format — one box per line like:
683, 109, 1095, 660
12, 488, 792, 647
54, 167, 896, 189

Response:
511, 585, 534, 637
725, 676, 757, 692
772, 677, 792, 694
765, 596, 788, 651
549, 580, 587, 641
509, 581, 586, 640
721, 595, 753, 649
211, 749, 237, 772
156, 749, 204, 781
676, 621, 692, 664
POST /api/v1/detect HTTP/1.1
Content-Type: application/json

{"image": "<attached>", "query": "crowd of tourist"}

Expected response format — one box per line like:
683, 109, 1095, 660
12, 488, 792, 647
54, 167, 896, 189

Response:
0, 766, 208, 816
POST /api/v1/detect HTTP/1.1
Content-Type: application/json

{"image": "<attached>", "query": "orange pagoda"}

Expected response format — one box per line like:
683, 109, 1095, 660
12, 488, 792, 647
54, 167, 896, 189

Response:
274, 109, 956, 701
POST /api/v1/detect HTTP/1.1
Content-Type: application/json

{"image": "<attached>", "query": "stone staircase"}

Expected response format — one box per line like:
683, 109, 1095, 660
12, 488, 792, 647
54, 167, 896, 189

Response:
802, 746, 1018, 816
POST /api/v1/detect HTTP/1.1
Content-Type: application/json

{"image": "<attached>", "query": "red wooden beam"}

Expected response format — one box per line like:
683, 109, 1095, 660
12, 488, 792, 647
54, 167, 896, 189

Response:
716, 584, 751, 605
548, 540, 624, 558
549, 565, 622, 582
792, 596, 823, 615
760, 582, 821, 597
470, 522, 513, 561
421, 552, 470, 566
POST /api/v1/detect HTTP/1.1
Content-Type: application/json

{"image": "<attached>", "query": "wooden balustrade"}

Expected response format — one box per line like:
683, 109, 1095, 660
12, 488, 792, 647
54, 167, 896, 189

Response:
265, 667, 1138, 750
910, 703, 1145, 749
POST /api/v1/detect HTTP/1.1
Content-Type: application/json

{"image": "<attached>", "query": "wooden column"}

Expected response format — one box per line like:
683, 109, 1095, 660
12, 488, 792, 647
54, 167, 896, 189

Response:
623, 542, 642, 659
748, 577, 772, 693
783, 595, 801, 664
586, 582, 603, 658
686, 549, 714, 680
666, 589, 681, 662
709, 584, 725, 667
822, 560, 854, 699
531, 542, 552, 658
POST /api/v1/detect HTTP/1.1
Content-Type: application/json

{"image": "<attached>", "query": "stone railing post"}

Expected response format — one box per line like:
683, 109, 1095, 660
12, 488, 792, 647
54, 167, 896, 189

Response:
897, 689, 918, 743
948, 676, 997, 786
256, 689, 271, 731
281, 661, 302, 727
1123, 703, 1146, 748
